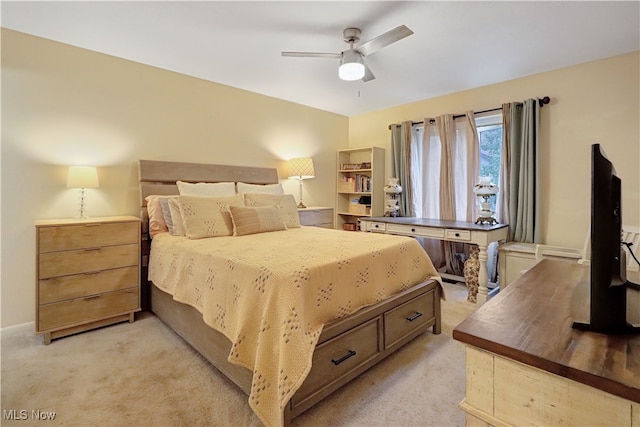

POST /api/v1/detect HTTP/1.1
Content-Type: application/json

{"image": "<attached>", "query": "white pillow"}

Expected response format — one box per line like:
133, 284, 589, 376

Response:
236, 182, 284, 196
177, 180, 236, 197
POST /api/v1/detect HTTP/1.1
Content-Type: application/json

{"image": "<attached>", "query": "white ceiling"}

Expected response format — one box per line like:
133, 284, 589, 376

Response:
2, 1, 639, 116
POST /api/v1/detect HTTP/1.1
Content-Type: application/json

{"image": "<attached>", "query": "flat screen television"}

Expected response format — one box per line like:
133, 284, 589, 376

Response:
572, 144, 639, 334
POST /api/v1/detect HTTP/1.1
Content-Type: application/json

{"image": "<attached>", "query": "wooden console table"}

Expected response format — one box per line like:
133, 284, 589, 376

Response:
360, 217, 508, 303
453, 259, 640, 426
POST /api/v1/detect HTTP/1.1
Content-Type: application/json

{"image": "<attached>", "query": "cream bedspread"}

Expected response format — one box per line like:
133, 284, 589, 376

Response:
148, 226, 440, 426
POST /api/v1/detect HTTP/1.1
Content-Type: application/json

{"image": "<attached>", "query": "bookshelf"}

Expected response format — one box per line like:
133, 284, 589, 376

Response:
336, 146, 385, 230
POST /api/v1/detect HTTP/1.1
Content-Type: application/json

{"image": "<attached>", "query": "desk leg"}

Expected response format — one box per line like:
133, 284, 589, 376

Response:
477, 244, 489, 304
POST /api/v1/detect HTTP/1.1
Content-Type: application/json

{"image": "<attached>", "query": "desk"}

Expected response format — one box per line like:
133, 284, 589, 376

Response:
453, 260, 640, 426
360, 217, 508, 303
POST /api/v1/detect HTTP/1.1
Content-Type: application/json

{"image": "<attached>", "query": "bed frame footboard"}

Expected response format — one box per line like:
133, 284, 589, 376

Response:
150, 279, 441, 424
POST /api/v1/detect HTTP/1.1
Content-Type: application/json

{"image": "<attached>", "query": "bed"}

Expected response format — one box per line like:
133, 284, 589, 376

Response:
138, 159, 442, 426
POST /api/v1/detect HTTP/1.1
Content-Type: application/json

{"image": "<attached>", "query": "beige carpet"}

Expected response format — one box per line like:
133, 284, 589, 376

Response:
1, 282, 476, 427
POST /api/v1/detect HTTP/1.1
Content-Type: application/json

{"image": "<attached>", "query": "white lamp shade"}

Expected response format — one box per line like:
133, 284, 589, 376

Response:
288, 158, 315, 180
339, 51, 365, 81
67, 166, 99, 188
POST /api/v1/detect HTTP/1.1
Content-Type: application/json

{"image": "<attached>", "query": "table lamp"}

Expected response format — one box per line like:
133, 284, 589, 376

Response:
473, 176, 498, 224
67, 166, 99, 219
288, 158, 315, 208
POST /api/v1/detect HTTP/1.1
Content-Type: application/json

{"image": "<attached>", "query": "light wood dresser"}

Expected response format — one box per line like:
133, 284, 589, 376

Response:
453, 260, 640, 426
298, 207, 334, 228
35, 216, 141, 344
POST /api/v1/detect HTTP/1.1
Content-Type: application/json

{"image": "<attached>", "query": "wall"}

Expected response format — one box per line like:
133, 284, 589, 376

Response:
3, 28, 639, 328
349, 52, 640, 249
1, 29, 348, 327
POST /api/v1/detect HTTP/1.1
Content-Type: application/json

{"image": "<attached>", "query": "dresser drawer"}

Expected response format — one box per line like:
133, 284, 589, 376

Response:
295, 317, 381, 404
445, 229, 471, 241
39, 243, 138, 279
384, 290, 435, 349
39, 266, 139, 305
38, 221, 139, 253
38, 288, 139, 331
299, 208, 333, 227
386, 223, 445, 238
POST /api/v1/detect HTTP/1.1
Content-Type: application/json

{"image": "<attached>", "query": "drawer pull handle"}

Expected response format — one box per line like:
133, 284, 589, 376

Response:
411, 228, 416, 232
374, 224, 379, 228
406, 312, 423, 322
455, 232, 460, 237
331, 350, 356, 366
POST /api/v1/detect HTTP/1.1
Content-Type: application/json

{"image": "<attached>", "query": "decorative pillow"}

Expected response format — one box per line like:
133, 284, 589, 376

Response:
145, 195, 168, 238
236, 182, 284, 196
178, 194, 244, 239
167, 197, 186, 236
158, 197, 175, 234
177, 181, 236, 197
244, 193, 301, 228
229, 206, 286, 236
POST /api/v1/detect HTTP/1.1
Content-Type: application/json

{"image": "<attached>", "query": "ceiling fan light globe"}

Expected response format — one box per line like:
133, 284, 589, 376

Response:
339, 62, 365, 81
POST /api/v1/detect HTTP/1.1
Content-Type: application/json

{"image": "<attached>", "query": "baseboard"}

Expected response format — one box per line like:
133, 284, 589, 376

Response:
1, 321, 35, 334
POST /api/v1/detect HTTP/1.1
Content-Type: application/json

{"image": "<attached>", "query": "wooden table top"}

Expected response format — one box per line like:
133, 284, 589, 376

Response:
363, 216, 508, 232
453, 259, 640, 403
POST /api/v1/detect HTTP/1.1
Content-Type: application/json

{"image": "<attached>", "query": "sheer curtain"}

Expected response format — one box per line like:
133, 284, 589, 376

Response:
498, 99, 541, 242
412, 112, 480, 275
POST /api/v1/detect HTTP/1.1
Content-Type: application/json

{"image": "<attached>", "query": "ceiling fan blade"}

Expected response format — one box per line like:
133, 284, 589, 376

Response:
356, 25, 414, 57
362, 63, 376, 82
281, 52, 341, 59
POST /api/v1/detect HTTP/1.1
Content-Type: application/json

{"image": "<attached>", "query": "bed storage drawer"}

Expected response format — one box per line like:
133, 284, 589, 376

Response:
294, 317, 381, 405
384, 290, 435, 349
38, 288, 139, 331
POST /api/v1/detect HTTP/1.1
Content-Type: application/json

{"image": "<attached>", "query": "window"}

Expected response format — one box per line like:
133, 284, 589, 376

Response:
476, 114, 503, 213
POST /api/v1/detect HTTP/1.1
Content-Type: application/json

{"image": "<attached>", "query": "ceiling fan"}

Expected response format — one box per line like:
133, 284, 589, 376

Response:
281, 25, 414, 82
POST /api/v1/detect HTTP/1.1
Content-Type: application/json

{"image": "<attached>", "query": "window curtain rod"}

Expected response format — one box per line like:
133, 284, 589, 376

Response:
387, 96, 550, 129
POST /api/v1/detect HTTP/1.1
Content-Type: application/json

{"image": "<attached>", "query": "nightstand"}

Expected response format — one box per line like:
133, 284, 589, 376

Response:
35, 216, 141, 344
298, 207, 334, 228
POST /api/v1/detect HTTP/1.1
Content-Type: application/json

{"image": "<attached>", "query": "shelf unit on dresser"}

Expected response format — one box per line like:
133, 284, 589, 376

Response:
35, 216, 141, 344
336, 146, 385, 230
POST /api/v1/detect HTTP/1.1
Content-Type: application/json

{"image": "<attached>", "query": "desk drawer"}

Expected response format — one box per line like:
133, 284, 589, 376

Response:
366, 222, 387, 233
386, 223, 445, 238
295, 317, 381, 403
445, 229, 471, 241
384, 290, 435, 349
38, 288, 139, 331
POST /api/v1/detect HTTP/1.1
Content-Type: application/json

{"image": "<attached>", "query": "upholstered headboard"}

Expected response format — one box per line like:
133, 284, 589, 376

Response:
138, 159, 279, 221
137, 159, 280, 308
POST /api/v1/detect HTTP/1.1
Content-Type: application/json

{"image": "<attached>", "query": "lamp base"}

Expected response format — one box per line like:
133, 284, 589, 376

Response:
475, 216, 498, 225
297, 202, 307, 209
